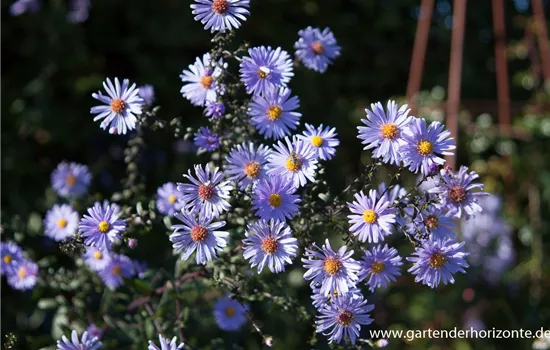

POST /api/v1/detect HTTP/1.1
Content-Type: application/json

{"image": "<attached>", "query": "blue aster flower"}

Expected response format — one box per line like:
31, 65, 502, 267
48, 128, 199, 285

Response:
98, 254, 135, 289
239, 46, 293, 96
311, 285, 361, 310
83, 246, 111, 271
302, 239, 361, 297
44, 204, 79, 241
79, 202, 126, 250
409, 205, 456, 240
243, 219, 298, 274
347, 189, 396, 243
169, 210, 229, 265
1, 241, 24, 276
51, 162, 92, 198
251, 176, 301, 221
400, 118, 456, 175
7, 259, 38, 291
248, 87, 301, 139
156, 182, 184, 217
267, 136, 318, 188
148, 335, 184, 350
180, 53, 225, 107
225, 142, 271, 190
177, 164, 231, 217
205, 102, 225, 119
67, 0, 90, 23
407, 237, 469, 288
90, 77, 143, 135
297, 123, 339, 161
86, 324, 103, 340
194, 126, 220, 151
9, 0, 39, 16
358, 244, 402, 291
213, 294, 248, 331
191, 0, 250, 33
430, 166, 486, 219
294, 27, 341, 73
357, 100, 412, 165
56, 330, 101, 350
315, 293, 374, 344
138, 84, 155, 105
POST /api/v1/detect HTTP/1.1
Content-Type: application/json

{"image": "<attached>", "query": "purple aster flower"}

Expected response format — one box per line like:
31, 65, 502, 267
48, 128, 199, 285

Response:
267, 136, 318, 188
400, 118, 456, 175
43, 204, 79, 241
358, 244, 402, 291
169, 210, 229, 265
9, 0, 40, 16
407, 237, 469, 288
156, 182, 184, 217
430, 166, 486, 219
347, 189, 396, 243
51, 162, 92, 198
191, 0, 250, 33
177, 164, 231, 217
205, 102, 225, 119
7, 259, 38, 291
243, 219, 298, 274
378, 182, 407, 204
91, 77, 144, 135
1, 241, 24, 276
311, 285, 361, 310
86, 324, 103, 340
83, 246, 111, 271
79, 202, 126, 250
194, 126, 220, 151
248, 87, 301, 139
57, 330, 101, 350
225, 142, 271, 190
67, 0, 90, 23
239, 46, 293, 96
357, 100, 412, 165
251, 176, 300, 221
294, 27, 341, 73
302, 239, 361, 297
409, 206, 456, 240
148, 335, 184, 350
315, 293, 374, 344
297, 123, 339, 161
180, 53, 225, 107
213, 294, 248, 331
138, 84, 155, 105
98, 254, 135, 289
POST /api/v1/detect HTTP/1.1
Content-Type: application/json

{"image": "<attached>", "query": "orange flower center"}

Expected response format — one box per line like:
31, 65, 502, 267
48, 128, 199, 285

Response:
65, 174, 77, 186
337, 310, 354, 326
371, 261, 385, 274
18, 266, 27, 279
323, 256, 342, 275
244, 162, 261, 179
211, 0, 229, 14
110, 98, 126, 114
93, 251, 103, 260
225, 306, 236, 317
424, 215, 439, 229
200, 75, 214, 88
112, 266, 121, 275
449, 186, 466, 203
380, 123, 399, 139
168, 195, 177, 204
417, 140, 433, 156
57, 218, 68, 228
191, 225, 208, 242
268, 193, 282, 208
429, 253, 446, 269
198, 184, 214, 200
257, 69, 268, 79
3, 254, 13, 264
261, 237, 278, 254
267, 105, 282, 121
311, 41, 325, 55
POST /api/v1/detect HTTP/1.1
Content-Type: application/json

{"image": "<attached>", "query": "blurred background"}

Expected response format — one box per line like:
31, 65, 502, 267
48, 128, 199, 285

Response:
2, 0, 550, 349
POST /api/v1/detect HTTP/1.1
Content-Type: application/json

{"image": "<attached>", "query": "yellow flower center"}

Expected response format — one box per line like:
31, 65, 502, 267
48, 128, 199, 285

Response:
311, 41, 325, 55
380, 123, 399, 139
211, 0, 229, 14
57, 218, 68, 228
362, 209, 378, 224
371, 261, 385, 274
191, 225, 208, 242
424, 215, 439, 229
323, 256, 342, 275
285, 152, 302, 172
429, 253, 446, 269
244, 162, 261, 179
18, 266, 27, 279
112, 266, 121, 275
3, 254, 12, 264
267, 105, 282, 121
93, 251, 103, 260
257, 69, 267, 79
311, 135, 324, 147
65, 174, 77, 186
417, 140, 433, 156
261, 237, 278, 254
225, 306, 236, 317
110, 98, 126, 114
268, 193, 282, 208
200, 75, 214, 88
337, 310, 354, 326
168, 195, 177, 204
98, 221, 110, 233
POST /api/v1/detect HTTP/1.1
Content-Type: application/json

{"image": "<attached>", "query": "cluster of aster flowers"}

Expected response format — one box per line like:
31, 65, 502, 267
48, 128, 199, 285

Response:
0, 241, 38, 291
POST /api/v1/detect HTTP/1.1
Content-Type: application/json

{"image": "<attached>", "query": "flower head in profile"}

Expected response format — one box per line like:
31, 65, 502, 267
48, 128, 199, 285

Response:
169, 210, 229, 265
193, 126, 220, 152
347, 189, 396, 243
302, 239, 361, 297
357, 100, 412, 165
86, 324, 103, 340
90, 77, 143, 135
177, 164, 231, 217
205, 102, 225, 119
156, 182, 184, 217
9, 0, 40, 16
243, 219, 299, 274
79, 202, 126, 250
297, 123, 339, 160
97, 254, 135, 290
213, 294, 248, 331
44, 204, 79, 241
225, 142, 271, 190
148, 334, 184, 350
248, 87, 302, 139
1, 241, 24, 276
83, 246, 111, 271
251, 175, 301, 221
191, 0, 250, 33
51, 162, 92, 198
407, 237, 469, 288
315, 293, 374, 344
7, 260, 38, 291
267, 137, 318, 188
138, 84, 155, 105
294, 27, 341, 73
56, 330, 101, 350
239, 46, 293, 96
180, 53, 226, 107
400, 118, 456, 175
358, 245, 402, 291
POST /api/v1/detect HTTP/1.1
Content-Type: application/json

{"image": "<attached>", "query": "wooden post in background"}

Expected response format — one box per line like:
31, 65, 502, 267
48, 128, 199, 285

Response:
492, 0, 511, 132
531, 0, 550, 81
